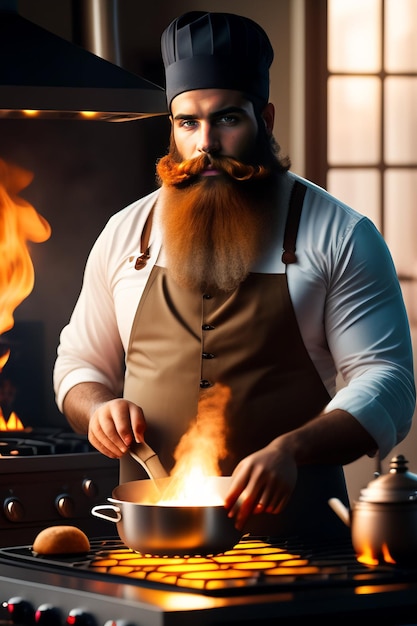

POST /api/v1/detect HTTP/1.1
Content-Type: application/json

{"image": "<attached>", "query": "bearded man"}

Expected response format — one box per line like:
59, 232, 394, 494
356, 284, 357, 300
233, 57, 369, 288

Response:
54, 12, 415, 541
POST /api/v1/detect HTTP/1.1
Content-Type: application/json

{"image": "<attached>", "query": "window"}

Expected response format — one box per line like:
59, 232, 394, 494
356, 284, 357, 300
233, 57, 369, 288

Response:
305, 0, 417, 321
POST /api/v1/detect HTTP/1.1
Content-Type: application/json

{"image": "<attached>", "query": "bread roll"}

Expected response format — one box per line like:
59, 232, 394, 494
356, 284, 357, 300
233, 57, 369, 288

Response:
32, 525, 90, 555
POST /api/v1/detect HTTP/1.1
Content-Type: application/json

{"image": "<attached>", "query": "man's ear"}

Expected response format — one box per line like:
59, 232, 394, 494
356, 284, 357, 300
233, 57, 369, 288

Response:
261, 103, 275, 134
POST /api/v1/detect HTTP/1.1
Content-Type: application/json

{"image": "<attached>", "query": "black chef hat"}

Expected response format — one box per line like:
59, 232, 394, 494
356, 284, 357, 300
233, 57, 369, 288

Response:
161, 11, 274, 109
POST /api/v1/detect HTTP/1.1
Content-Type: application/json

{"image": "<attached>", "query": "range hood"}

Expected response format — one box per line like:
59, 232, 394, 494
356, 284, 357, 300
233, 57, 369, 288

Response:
0, 0, 168, 122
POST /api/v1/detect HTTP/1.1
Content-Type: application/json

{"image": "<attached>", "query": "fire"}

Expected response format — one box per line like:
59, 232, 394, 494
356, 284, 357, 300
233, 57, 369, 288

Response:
158, 383, 230, 506
0, 408, 25, 431
0, 349, 10, 370
0, 157, 51, 426
381, 543, 396, 565
0, 157, 51, 336
357, 542, 397, 566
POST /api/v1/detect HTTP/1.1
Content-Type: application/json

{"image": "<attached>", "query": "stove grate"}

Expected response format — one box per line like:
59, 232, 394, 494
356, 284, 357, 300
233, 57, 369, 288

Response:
1, 536, 417, 597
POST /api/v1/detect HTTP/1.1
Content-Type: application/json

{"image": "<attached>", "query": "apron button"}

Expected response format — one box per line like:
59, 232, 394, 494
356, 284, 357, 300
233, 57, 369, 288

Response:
202, 324, 215, 331
200, 379, 212, 388
202, 352, 215, 359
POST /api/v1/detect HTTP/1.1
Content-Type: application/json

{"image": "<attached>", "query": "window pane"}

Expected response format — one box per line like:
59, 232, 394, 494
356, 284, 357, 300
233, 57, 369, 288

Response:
328, 77, 381, 164
328, 0, 381, 72
385, 78, 417, 164
327, 169, 381, 230
384, 169, 417, 277
385, 0, 417, 71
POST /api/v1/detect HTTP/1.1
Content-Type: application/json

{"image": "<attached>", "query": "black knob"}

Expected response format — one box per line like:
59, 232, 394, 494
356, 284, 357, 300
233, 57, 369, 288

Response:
3, 497, 25, 522
35, 605, 63, 626
4, 597, 35, 625
55, 494, 75, 518
66, 609, 97, 626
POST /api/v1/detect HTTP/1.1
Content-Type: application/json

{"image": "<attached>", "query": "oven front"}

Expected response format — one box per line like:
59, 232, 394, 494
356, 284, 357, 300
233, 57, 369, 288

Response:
0, 431, 119, 546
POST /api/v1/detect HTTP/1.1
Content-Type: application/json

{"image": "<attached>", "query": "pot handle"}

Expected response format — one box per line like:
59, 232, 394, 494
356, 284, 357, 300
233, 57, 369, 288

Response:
91, 504, 122, 523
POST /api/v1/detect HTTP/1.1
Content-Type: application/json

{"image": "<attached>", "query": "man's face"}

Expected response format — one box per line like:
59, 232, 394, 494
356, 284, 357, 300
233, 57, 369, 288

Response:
170, 89, 260, 167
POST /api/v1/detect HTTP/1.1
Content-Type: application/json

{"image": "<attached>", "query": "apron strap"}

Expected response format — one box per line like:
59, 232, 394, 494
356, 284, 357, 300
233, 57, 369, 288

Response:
135, 206, 155, 270
282, 180, 306, 265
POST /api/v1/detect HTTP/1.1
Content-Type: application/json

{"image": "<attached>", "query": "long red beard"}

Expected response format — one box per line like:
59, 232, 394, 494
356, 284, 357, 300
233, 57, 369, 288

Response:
156, 154, 274, 292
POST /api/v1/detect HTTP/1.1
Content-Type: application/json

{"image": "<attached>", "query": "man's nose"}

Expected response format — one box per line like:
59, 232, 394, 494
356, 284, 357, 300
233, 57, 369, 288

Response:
197, 124, 220, 155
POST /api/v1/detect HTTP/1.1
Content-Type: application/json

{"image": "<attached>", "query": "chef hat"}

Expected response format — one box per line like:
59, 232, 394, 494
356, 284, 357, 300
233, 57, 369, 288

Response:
161, 11, 274, 109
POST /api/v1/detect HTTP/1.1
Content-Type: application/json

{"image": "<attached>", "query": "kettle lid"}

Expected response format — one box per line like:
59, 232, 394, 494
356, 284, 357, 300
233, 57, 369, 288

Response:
359, 455, 417, 503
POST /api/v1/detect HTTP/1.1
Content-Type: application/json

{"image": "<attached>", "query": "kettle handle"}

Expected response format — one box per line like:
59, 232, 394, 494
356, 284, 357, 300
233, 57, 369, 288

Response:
328, 498, 351, 527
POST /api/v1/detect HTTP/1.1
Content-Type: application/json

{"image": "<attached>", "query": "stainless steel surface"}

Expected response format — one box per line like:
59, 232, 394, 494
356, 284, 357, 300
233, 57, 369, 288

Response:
72, 0, 122, 65
0, 0, 168, 121
92, 476, 242, 555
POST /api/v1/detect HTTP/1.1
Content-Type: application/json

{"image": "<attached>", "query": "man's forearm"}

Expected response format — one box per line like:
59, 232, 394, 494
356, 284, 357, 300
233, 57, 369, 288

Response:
280, 409, 378, 466
62, 382, 118, 434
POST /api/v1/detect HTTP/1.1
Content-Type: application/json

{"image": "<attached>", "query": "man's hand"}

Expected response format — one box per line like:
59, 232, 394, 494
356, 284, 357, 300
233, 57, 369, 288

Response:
224, 438, 297, 531
62, 382, 146, 459
223, 409, 378, 531
88, 398, 146, 458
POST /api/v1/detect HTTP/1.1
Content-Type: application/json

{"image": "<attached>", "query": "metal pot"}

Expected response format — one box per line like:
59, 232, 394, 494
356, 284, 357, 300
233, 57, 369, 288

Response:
329, 455, 417, 566
92, 476, 242, 556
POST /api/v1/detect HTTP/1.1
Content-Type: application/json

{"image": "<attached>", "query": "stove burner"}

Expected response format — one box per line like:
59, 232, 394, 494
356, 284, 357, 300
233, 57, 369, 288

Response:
2, 536, 416, 597
0, 429, 93, 455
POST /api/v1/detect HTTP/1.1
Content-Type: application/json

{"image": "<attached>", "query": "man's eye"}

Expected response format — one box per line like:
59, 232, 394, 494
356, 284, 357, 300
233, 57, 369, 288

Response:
179, 120, 197, 128
218, 115, 239, 125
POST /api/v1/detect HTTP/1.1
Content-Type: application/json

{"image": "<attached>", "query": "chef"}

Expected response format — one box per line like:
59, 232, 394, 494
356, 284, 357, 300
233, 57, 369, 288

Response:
53, 11, 415, 541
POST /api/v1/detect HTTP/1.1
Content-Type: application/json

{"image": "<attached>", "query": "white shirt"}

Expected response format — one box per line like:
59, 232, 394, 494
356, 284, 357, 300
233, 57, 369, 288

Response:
53, 172, 416, 458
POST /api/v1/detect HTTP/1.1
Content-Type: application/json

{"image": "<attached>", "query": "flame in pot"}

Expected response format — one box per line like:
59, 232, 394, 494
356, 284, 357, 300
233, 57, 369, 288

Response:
157, 383, 231, 506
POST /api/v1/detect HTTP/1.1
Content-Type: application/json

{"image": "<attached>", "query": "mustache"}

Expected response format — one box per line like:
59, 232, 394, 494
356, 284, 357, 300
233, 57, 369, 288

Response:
157, 153, 271, 187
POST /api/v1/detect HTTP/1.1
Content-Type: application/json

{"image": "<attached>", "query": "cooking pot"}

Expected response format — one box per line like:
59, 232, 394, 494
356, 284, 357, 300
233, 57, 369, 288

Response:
329, 455, 417, 566
91, 476, 242, 556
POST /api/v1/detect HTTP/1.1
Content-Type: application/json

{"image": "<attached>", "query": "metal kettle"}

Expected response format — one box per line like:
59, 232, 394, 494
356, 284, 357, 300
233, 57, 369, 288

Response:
329, 455, 417, 566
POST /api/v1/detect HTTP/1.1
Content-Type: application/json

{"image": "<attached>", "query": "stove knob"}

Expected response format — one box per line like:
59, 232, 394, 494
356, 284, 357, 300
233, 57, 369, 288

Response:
82, 478, 98, 498
55, 494, 75, 518
35, 605, 63, 626
66, 609, 97, 626
3, 497, 25, 522
3, 597, 35, 625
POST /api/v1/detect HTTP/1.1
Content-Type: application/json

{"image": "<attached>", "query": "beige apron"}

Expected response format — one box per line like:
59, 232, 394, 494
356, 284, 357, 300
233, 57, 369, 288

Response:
122, 181, 350, 541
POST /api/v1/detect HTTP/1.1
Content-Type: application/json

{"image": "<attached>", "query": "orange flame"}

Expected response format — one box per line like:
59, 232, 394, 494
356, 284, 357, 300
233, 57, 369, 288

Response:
0, 158, 51, 428
0, 408, 25, 431
158, 383, 230, 505
0, 349, 10, 371
381, 543, 396, 565
357, 541, 397, 566
0, 157, 51, 338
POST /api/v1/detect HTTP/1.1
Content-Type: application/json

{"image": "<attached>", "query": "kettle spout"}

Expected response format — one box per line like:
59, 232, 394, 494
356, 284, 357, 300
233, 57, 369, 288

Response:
328, 497, 351, 527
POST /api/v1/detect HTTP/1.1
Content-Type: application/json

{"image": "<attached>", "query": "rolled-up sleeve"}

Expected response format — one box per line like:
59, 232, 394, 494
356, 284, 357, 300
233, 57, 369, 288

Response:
324, 218, 415, 457
289, 183, 415, 459
53, 231, 125, 411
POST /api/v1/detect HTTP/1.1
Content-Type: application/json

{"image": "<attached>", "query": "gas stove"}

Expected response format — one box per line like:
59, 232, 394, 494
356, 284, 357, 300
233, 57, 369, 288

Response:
0, 429, 119, 545
1, 535, 417, 625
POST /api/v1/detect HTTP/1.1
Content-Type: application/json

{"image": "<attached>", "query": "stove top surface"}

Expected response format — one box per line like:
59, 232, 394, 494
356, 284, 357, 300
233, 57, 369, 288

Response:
1, 535, 416, 597
2, 536, 417, 625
